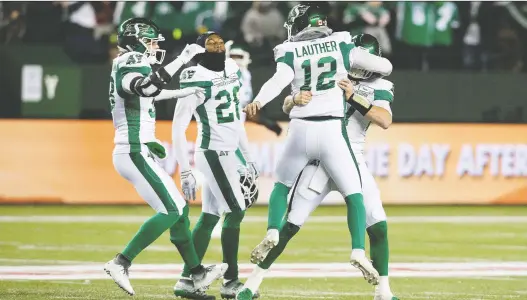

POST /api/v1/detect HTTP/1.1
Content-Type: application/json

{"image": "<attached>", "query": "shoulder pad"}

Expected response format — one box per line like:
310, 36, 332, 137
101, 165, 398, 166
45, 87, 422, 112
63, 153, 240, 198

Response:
332, 31, 353, 44
369, 78, 394, 102
116, 52, 151, 76
179, 66, 200, 83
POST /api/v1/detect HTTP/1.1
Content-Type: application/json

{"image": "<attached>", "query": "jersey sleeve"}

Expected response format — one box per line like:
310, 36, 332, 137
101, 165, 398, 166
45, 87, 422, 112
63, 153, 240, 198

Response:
116, 53, 152, 95
273, 43, 294, 71
333, 31, 354, 71
179, 67, 213, 100
373, 79, 394, 103
172, 92, 201, 173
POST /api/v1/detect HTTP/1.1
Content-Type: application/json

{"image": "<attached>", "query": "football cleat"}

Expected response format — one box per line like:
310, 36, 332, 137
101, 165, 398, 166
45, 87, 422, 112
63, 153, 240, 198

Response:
104, 259, 135, 296
374, 295, 399, 300
221, 279, 259, 299
192, 263, 228, 290
350, 253, 380, 286
235, 288, 253, 300
174, 278, 215, 299
250, 230, 279, 264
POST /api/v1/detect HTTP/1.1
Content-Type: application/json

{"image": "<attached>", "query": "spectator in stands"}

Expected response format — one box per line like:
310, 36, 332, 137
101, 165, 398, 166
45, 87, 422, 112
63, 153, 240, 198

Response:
241, 2, 285, 48
0, 2, 26, 44
63, 2, 111, 64
344, 1, 392, 56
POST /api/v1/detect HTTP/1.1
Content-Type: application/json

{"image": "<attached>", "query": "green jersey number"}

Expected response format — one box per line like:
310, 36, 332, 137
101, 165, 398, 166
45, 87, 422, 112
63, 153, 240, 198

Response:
215, 86, 240, 124
300, 56, 337, 91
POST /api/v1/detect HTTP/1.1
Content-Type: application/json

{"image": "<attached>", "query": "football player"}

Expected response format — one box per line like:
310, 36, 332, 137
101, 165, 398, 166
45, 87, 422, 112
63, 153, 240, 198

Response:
105, 18, 228, 296
243, 3, 392, 290
172, 31, 259, 299
239, 34, 398, 300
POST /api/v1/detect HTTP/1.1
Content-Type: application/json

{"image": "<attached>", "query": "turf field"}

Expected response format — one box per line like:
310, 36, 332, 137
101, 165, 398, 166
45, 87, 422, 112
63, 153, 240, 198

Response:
0, 205, 526, 300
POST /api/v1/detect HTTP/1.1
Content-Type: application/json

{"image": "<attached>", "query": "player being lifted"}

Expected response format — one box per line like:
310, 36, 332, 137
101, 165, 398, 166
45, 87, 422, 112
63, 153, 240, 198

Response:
104, 18, 227, 296
172, 32, 259, 300
243, 3, 393, 291
238, 34, 398, 300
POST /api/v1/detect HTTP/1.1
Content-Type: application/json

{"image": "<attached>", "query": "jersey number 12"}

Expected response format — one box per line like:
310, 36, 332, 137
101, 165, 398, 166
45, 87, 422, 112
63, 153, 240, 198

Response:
300, 56, 337, 91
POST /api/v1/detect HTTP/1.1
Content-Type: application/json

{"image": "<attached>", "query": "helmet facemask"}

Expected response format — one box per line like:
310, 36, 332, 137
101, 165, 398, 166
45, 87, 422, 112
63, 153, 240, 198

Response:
238, 166, 259, 209
139, 36, 166, 65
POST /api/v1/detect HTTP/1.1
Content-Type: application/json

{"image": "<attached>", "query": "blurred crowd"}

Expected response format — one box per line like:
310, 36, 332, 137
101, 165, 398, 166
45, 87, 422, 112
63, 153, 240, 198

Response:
1, 1, 527, 72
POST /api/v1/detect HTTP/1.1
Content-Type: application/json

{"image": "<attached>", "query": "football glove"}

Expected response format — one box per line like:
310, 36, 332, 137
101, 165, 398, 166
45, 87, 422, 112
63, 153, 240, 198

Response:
180, 170, 197, 201
178, 44, 206, 64
146, 141, 166, 159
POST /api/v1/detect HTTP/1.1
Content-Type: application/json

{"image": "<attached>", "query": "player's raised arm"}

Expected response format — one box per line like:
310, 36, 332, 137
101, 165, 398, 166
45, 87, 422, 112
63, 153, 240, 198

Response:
244, 45, 295, 117
122, 44, 205, 98
152, 87, 205, 102
349, 35, 392, 77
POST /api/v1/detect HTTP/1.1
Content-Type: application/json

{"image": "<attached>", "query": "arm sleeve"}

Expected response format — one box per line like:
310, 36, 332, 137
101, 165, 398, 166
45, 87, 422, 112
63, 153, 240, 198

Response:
153, 89, 182, 101
172, 95, 199, 173
253, 62, 295, 107
118, 55, 187, 98
349, 47, 393, 76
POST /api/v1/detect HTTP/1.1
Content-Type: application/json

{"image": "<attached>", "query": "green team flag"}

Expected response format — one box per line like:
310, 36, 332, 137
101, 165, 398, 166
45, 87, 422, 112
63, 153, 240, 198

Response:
395, 2, 436, 47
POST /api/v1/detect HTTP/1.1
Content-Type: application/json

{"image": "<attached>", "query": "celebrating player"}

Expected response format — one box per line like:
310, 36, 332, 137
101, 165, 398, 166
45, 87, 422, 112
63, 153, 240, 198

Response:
104, 18, 227, 296
242, 3, 393, 293
172, 31, 259, 299
239, 34, 398, 300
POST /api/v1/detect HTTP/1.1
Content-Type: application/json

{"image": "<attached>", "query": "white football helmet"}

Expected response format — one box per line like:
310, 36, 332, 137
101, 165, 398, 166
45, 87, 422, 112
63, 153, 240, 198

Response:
225, 40, 252, 69
238, 166, 258, 208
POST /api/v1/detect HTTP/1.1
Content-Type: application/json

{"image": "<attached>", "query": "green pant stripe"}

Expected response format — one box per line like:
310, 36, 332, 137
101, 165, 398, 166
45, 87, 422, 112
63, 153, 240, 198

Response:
287, 170, 304, 214
235, 148, 247, 166
129, 153, 178, 212
340, 120, 362, 187
204, 150, 242, 212
196, 104, 211, 149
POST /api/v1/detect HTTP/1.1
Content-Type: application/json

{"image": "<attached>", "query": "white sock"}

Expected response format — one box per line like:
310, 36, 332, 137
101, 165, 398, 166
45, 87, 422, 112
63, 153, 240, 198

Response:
266, 228, 279, 237
351, 248, 366, 258
244, 266, 268, 294
376, 276, 391, 294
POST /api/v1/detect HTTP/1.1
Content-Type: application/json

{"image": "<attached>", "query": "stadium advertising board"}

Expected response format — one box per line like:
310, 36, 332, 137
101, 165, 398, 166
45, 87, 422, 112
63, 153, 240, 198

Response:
1, 120, 526, 205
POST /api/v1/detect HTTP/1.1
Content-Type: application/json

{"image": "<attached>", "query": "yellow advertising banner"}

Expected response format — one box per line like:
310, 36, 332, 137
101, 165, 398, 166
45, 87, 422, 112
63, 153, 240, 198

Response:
0, 120, 526, 205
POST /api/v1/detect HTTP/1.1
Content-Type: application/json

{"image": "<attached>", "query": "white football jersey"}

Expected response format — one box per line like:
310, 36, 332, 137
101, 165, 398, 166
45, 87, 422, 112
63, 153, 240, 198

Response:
110, 52, 157, 154
274, 31, 354, 118
346, 78, 394, 152
178, 58, 243, 151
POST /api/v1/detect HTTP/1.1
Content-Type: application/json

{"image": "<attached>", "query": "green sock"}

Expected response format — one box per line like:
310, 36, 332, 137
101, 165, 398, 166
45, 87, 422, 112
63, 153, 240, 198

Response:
268, 182, 290, 230
344, 193, 366, 249
222, 211, 245, 280
258, 221, 300, 270
122, 211, 180, 261
170, 206, 209, 275
180, 212, 220, 278
367, 221, 389, 276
